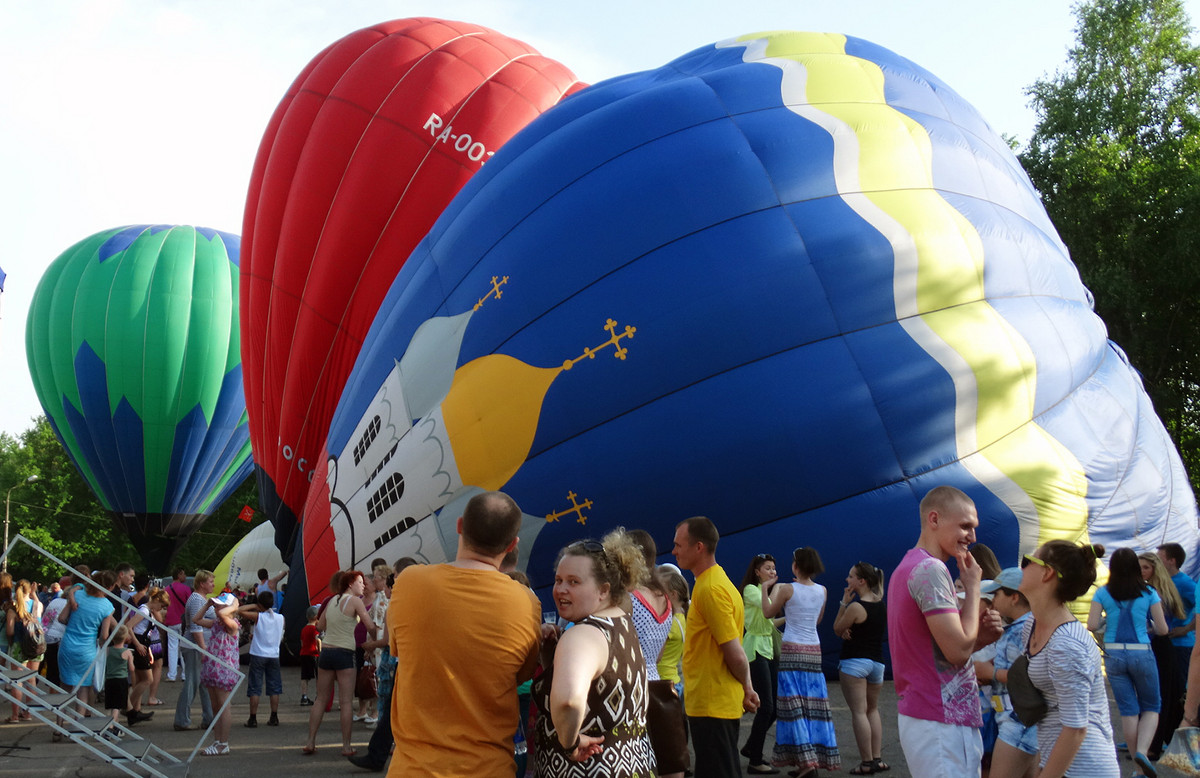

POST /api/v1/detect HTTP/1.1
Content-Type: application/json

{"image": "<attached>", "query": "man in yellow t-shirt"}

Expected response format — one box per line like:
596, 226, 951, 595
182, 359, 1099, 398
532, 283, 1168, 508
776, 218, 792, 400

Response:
673, 516, 760, 778
386, 491, 541, 777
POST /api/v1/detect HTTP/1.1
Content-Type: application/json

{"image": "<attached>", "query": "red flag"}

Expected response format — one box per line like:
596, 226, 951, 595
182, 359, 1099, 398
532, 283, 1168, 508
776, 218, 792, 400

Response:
238, 505, 255, 522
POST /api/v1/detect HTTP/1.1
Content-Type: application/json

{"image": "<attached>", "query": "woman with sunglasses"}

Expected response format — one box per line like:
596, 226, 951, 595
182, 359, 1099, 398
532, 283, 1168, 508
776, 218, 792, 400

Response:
832, 562, 887, 775
738, 553, 783, 774
533, 531, 655, 777
1018, 542, 1118, 778
1086, 547, 1168, 775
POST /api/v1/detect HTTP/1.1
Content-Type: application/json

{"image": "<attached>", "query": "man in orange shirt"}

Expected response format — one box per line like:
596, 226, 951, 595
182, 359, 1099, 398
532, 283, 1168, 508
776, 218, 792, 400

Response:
386, 491, 541, 777
673, 516, 760, 778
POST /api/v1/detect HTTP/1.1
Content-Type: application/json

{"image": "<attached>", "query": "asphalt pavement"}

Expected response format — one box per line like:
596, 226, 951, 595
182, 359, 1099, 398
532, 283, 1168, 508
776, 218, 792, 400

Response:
0, 664, 1188, 777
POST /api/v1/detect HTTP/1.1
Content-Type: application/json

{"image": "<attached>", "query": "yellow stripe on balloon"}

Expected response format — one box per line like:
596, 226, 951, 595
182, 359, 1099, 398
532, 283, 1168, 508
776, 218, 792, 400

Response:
724, 32, 1090, 553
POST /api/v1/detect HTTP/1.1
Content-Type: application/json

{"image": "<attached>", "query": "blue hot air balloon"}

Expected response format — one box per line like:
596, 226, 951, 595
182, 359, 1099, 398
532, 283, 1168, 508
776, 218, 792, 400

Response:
299, 32, 1198, 616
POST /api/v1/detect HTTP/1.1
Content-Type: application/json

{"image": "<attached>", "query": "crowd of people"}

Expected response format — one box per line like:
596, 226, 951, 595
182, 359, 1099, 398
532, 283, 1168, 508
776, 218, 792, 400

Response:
4, 485, 1200, 778
888, 485, 1200, 778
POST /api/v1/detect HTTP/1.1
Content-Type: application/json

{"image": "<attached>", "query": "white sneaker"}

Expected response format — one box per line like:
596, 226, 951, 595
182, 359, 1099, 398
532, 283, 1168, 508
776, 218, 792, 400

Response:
365, 716, 377, 727
202, 741, 230, 756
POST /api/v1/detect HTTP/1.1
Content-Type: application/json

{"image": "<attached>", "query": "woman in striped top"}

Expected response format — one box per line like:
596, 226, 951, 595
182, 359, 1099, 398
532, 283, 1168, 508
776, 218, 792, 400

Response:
1017, 541, 1118, 778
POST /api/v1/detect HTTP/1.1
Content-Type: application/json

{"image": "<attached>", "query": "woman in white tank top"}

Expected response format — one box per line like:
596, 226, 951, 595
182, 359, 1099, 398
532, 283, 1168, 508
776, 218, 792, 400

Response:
761, 547, 841, 775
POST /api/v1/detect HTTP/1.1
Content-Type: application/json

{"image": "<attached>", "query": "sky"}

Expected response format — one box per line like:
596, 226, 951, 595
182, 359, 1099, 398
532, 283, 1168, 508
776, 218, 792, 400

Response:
2, 0, 1198, 439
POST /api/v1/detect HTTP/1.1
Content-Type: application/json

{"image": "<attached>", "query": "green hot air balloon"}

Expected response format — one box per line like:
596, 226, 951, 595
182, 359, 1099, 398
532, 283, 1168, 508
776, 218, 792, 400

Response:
26, 225, 253, 569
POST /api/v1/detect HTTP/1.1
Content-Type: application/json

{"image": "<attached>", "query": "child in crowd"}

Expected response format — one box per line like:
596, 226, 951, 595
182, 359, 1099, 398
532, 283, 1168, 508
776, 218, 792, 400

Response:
658, 565, 690, 698
299, 605, 320, 706
105, 625, 136, 735
240, 591, 286, 727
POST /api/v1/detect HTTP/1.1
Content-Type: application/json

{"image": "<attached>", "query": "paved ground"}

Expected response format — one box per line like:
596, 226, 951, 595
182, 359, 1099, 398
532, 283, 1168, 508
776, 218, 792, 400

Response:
0, 664, 1189, 776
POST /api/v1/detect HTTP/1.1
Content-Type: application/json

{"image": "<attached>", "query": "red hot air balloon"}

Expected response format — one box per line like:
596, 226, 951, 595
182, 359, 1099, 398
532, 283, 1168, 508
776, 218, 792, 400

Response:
240, 17, 584, 563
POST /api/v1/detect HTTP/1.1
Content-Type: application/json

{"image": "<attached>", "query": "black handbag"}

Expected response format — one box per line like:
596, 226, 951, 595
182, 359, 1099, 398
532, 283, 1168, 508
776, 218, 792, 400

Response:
1006, 652, 1048, 726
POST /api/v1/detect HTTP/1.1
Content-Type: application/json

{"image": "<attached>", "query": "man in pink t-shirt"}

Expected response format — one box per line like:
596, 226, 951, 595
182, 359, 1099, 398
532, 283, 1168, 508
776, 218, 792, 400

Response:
163, 568, 192, 682
886, 486, 1001, 778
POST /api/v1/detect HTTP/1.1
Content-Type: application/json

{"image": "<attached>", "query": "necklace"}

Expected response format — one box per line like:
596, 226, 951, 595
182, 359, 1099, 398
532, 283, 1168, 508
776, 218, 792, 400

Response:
1029, 607, 1072, 654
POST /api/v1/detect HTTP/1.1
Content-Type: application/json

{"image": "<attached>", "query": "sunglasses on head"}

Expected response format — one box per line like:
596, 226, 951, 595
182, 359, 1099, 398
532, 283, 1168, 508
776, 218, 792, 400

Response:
1021, 554, 1062, 579
570, 539, 608, 560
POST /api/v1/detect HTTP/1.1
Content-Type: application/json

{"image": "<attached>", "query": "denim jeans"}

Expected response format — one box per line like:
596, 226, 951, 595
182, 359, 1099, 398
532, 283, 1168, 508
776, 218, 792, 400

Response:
1105, 646, 1161, 715
173, 647, 213, 727
362, 692, 394, 768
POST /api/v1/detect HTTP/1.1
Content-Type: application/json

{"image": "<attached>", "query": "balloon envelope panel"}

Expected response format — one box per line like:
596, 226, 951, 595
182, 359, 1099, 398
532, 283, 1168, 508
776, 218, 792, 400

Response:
315, 32, 1198, 610
26, 225, 253, 567
213, 521, 287, 593
240, 17, 584, 559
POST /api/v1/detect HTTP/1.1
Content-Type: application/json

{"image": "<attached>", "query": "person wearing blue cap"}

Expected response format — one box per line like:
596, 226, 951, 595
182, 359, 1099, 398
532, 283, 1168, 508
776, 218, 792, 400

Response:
979, 567, 1038, 778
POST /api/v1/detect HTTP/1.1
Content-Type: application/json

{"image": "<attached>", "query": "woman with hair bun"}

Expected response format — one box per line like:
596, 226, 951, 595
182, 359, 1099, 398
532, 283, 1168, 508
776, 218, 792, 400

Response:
533, 529, 655, 777
1018, 541, 1118, 777
761, 547, 840, 776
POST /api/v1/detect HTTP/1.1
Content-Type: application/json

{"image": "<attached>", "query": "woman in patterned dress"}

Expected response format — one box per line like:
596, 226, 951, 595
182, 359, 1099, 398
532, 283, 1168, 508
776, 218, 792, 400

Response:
762, 547, 840, 776
195, 595, 241, 755
534, 529, 656, 778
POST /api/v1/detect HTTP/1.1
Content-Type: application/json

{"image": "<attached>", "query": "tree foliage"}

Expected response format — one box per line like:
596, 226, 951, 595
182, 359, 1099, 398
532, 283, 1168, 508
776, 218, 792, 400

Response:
0, 416, 259, 581
1020, 0, 1200, 486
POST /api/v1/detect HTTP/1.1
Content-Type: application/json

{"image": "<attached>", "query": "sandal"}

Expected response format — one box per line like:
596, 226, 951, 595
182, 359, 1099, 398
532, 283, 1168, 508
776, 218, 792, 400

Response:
849, 762, 877, 775
872, 758, 890, 773
341, 749, 357, 757
301, 745, 317, 756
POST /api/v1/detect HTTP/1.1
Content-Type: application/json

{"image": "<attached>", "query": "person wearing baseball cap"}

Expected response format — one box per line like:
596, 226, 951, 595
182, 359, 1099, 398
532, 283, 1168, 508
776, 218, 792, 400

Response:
980, 567, 1038, 778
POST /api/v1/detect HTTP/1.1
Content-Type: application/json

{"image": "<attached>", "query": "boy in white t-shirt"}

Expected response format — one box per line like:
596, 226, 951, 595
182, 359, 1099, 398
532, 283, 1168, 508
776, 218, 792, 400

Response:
239, 591, 286, 727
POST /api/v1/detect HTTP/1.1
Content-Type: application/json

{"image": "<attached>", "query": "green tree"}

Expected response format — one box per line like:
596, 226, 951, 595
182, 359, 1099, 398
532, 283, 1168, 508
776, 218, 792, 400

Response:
1, 417, 138, 579
0, 416, 258, 580
1020, 0, 1200, 485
